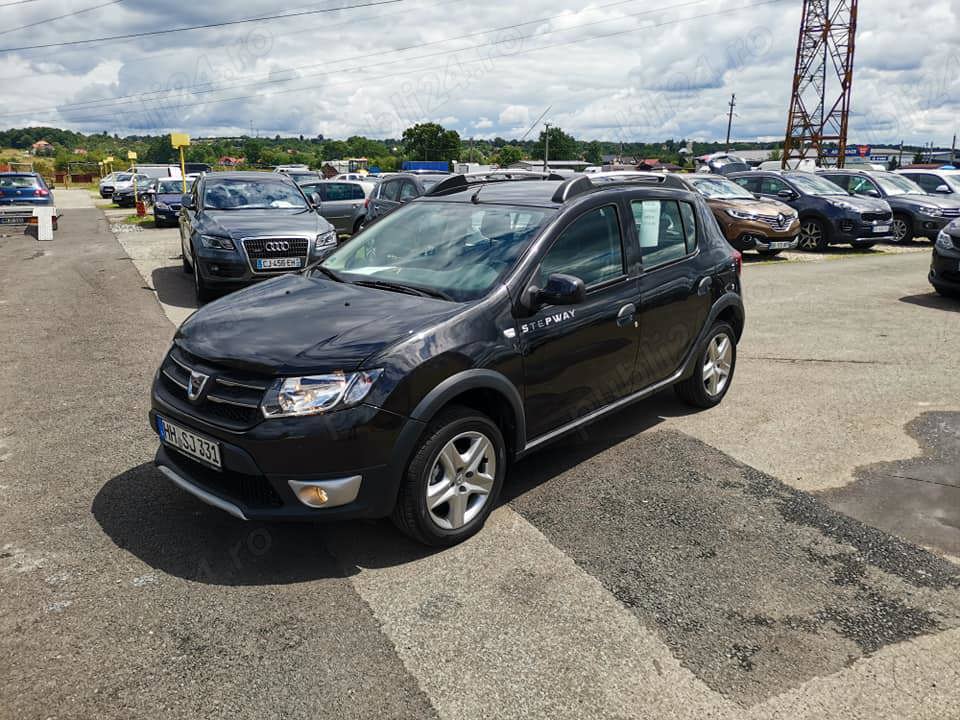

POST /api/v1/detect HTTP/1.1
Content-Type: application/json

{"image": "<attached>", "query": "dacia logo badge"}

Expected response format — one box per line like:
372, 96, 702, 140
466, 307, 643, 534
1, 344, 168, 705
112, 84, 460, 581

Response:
187, 370, 209, 402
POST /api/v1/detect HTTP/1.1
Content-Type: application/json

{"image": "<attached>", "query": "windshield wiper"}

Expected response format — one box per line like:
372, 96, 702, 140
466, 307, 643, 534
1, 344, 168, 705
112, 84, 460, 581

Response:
352, 279, 452, 301
314, 265, 344, 282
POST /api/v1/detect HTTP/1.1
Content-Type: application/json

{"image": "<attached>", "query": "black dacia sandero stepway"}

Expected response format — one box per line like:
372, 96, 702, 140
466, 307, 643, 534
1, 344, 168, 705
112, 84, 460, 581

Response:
150, 172, 745, 546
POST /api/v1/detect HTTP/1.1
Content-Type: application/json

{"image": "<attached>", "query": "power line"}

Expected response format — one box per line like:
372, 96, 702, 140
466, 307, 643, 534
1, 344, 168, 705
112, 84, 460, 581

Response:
19, 0, 789, 128
3, 0, 737, 119
0, 0, 404, 51
0, 0, 122, 36
0, 0, 42, 7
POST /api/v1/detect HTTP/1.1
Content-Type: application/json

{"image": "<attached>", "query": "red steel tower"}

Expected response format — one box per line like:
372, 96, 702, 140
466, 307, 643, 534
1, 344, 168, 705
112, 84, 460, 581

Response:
782, 0, 858, 168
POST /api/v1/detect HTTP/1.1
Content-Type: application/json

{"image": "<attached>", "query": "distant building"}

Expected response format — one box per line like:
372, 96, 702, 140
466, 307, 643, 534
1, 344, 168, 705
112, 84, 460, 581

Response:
31, 140, 54, 156
218, 156, 245, 166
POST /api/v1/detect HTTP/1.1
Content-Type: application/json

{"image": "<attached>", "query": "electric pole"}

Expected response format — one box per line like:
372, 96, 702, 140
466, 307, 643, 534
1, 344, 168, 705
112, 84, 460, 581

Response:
725, 94, 736, 150
543, 122, 551, 171
952, 133, 956, 166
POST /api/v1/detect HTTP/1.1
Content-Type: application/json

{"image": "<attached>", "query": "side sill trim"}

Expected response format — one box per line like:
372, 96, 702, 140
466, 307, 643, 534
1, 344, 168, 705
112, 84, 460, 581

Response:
523, 368, 683, 452
157, 464, 248, 521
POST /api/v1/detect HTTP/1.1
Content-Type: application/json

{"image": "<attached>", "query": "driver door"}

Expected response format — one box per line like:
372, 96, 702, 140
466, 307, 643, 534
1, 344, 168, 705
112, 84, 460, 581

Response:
519, 204, 640, 441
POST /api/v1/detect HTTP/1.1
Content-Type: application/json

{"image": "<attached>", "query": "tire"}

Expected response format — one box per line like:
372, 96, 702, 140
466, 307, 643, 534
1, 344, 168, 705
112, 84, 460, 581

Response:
674, 322, 737, 409
892, 214, 912, 244
392, 405, 506, 547
193, 251, 215, 304
797, 218, 828, 251
353, 219, 364, 235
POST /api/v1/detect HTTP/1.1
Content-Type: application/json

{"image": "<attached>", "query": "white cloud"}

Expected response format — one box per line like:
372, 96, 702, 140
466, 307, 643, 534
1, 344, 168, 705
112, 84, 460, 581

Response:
0, 0, 957, 145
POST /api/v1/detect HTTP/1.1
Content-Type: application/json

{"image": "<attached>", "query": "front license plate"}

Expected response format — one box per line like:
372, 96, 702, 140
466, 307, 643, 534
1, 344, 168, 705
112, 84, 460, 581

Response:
256, 257, 302, 270
0, 216, 27, 224
157, 416, 222, 469
767, 241, 792, 250
874, 224, 890, 233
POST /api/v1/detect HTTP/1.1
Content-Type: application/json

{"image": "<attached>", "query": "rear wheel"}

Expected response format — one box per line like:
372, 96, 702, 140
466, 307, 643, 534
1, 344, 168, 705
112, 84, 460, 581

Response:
797, 219, 828, 251
392, 405, 506, 547
353, 218, 364, 235
674, 322, 737, 409
892, 214, 911, 243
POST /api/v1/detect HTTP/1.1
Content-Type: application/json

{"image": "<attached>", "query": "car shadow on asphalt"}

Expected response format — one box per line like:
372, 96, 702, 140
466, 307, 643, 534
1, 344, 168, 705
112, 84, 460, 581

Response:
91, 390, 702, 585
151, 264, 198, 310
899, 292, 960, 313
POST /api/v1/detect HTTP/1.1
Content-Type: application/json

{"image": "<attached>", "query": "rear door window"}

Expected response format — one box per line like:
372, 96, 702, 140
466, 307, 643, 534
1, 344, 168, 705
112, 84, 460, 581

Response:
631, 199, 693, 269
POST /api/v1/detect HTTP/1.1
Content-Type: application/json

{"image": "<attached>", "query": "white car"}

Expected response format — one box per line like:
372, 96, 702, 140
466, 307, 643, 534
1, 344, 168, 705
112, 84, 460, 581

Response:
895, 168, 960, 197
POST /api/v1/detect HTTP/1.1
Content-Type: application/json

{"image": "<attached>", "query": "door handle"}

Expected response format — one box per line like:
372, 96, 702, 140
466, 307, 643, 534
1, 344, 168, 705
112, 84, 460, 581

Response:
617, 303, 637, 327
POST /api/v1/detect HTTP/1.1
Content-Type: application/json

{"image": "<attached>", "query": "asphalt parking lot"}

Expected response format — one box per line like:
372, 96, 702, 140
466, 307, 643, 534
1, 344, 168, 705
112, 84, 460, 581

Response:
2, 191, 958, 719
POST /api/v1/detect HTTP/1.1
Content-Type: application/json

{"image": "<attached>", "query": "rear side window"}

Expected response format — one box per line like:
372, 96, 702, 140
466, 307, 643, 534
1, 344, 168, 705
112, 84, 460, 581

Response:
538, 205, 624, 288
380, 180, 401, 201
632, 200, 694, 268
322, 183, 358, 201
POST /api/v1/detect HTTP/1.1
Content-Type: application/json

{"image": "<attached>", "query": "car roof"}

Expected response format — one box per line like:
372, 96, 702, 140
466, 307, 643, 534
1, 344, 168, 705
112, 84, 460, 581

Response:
424, 180, 564, 207
203, 171, 296, 181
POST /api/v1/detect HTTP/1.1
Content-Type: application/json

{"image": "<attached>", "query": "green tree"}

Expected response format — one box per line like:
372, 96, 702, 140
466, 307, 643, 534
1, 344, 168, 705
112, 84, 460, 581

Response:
401, 122, 461, 161
243, 139, 265, 164
584, 141, 602, 165
493, 144, 524, 167
531, 126, 577, 161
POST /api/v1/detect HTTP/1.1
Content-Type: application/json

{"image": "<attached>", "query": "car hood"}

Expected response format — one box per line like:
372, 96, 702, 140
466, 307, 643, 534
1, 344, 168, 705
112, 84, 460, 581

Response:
886, 194, 960, 210
823, 194, 890, 212
175, 273, 462, 374
707, 197, 797, 216
198, 208, 330, 239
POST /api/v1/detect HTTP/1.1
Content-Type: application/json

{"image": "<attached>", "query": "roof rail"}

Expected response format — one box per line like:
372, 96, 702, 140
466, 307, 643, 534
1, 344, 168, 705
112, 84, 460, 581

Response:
425, 171, 565, 196
551, 173, 683, 204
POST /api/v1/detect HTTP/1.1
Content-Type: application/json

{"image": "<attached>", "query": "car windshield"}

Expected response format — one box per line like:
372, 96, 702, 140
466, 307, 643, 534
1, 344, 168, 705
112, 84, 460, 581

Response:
116, 173, 132, 182
157, 179, 194, 193
203, 179, 308, 210
689, 177, 756, 199
786, 173, 847, 196
873, 174, 924, 196
318, 202, 553, 302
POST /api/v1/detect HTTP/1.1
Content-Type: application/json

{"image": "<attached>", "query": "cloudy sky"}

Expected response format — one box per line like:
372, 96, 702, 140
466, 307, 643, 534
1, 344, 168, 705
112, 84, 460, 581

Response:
0, 0, 957, 145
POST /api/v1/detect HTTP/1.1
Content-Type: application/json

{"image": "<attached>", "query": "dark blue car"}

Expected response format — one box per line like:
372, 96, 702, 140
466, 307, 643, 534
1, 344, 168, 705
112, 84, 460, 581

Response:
0, 172, 58, 230
152, 177, 194, 227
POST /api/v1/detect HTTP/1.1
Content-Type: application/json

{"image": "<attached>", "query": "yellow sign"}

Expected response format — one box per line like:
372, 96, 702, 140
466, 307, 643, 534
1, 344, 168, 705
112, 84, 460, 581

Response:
105, 156, 114, 163
127, 151, 137, 160
170, 133, 190, 149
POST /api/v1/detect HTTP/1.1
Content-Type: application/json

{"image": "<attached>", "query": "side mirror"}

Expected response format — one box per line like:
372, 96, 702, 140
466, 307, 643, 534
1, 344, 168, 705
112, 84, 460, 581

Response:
936, 184, 951, 194
311, 192, 322, 207
525, 273, 586, 310
753, 193, 762, 200
777, 189, 796, 200
181, 193, 195, 210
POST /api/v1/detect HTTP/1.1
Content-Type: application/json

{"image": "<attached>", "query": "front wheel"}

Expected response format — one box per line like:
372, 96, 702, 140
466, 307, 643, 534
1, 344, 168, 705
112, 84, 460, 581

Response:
892, 214, 911, 244
674, 322, 737, 409
797, 219, 828, 251
392, 405, 506, 547
193, 251, 215, 304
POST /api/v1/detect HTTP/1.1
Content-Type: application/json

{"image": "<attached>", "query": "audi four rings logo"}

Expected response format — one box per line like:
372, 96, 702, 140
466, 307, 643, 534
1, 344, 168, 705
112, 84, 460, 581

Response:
265, 241, 290, 252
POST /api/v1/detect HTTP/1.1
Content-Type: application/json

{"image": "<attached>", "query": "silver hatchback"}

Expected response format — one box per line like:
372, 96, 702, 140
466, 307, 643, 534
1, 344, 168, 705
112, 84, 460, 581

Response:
302, 179, 375, 236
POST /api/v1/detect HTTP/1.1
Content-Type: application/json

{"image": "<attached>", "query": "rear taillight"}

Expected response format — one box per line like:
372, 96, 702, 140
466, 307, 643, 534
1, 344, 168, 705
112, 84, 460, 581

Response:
34, 188, 49, 196
364, 196, 371, 209
732, 250, 742, 275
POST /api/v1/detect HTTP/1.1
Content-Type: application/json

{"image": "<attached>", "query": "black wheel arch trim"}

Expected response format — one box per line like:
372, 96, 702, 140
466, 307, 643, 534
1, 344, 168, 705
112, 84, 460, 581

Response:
678, 292, 744, 381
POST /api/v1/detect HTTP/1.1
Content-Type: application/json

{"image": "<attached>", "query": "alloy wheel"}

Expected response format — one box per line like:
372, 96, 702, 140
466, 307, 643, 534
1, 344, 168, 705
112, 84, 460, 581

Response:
892, 217, 909, 243
426, 431, 497, 530
703, 333, 733, 398
798, 222, 822, 250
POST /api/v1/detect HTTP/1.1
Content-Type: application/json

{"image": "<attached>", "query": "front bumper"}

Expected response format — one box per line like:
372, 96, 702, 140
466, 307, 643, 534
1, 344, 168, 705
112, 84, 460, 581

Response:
913, 214, 955, 240
830, 214, 895, 244
153, 207, 179, 224
930, 246, 960, 292
149, 390, 415, 521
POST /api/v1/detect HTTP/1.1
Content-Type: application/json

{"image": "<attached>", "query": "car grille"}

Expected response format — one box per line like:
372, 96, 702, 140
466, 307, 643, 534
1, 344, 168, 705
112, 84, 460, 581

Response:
861, 211, 892, 222
158, 346, 271, 431
242, 237, 309, 273
754, 213, 796, 231
940, 208, 960, 219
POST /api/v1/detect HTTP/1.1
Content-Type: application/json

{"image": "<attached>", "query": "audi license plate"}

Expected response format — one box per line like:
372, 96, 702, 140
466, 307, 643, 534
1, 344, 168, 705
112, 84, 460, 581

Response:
0, 216, 27, 224
157, 416, 222, 469
874, 224, 890, 233
767, 241, 792, 250
257, 257, 302, 270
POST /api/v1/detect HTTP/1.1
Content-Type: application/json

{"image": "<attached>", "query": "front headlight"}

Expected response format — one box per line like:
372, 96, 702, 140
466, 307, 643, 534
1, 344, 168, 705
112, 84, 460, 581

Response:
200, 234, 235, 250
830, 199, 859, 212
725, 208, 758, 221
155, 202, 170, 211
919, 205, 943, 217
317, 229, 337, 248
935, 230, 954, 251
261, 369, 383, 418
